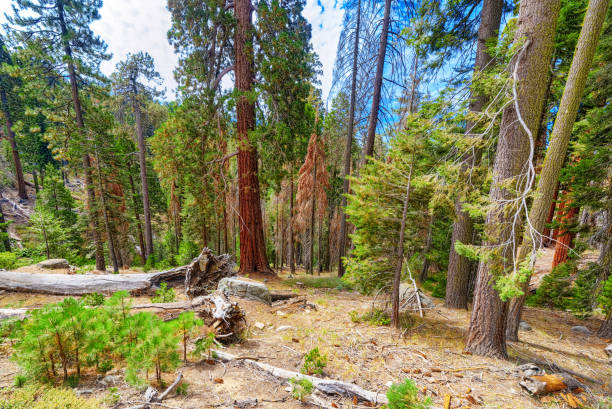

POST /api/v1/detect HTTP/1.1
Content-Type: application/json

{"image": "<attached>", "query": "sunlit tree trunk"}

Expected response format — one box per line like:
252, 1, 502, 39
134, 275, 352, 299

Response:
1, 89, 27, 200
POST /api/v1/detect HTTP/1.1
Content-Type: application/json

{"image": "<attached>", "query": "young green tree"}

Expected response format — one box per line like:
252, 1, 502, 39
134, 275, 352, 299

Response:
6, 0, 111, 271
112, 52, 164, 264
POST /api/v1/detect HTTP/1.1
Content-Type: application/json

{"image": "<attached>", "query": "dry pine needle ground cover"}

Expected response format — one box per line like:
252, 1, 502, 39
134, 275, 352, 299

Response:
0, 268, 610, 409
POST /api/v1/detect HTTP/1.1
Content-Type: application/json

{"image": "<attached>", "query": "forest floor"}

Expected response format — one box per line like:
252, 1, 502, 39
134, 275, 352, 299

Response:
0, 267, 611, 409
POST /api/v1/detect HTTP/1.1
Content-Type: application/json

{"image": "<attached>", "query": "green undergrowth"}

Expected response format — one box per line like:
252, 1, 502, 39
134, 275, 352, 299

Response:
284, 276, 353, 290
0, 384, 102, 409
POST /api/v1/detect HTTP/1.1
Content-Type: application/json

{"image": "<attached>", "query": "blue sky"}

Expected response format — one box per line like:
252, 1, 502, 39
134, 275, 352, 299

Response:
0, 0, 344, 100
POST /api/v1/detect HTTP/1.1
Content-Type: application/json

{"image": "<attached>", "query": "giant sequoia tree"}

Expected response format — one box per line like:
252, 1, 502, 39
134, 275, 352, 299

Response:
465, 0, 560, 358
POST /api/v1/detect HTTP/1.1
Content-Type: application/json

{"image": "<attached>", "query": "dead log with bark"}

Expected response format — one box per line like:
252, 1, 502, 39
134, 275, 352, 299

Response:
520, 373, 585, 395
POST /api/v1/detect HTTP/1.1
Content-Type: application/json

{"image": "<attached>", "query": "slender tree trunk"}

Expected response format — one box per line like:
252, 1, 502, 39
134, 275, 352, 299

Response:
0, 202, 11, 251
465, 0, 560, 358
234, 0, 273, 276
318, 216, 322, 274
33, 170, 39, 192
57, 1, 105, 271
223, 196, 228, 254
94, 148, 119, 273
362, 0, 390, 160
446, 0, 504, 309
552, 201, 579, 267
289, 176, 296, 276
338, 0, 361, 277
1, 89, 27, 200
127, 161, 146, 265
542, 184, 559, 246
392, 165, 413, 328
133, 98, 154, 262
419, 213, 434, 282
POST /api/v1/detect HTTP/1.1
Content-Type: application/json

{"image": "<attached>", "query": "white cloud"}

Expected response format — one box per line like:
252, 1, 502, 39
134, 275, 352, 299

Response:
1, 0, 343, 101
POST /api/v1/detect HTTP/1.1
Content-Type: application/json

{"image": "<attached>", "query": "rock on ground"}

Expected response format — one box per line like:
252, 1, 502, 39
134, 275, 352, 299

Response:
218, 277, 272, 305
571, 325, 592, 336
519, 321, 532, 331
38, 258, 70, 269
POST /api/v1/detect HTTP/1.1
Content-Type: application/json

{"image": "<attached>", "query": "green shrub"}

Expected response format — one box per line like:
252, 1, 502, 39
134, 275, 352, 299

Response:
599, 273, 612, 316
285, 276, 353, 290
178, 240, 200, 265
193, 332, 216, 360
386, 379, 431, 409
14, 374, 27, 388
289, 377, 313, 401
349, 309, 391, 326
531, 262, 573, 310
151, 282, 176, 303
81, 292, 105, 306
0, 385, 102, 409
0, 251, 18, 270
301, 347, 327, 375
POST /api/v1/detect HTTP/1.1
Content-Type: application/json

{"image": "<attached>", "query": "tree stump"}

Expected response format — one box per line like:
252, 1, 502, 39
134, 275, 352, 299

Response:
184, 248, 237, 298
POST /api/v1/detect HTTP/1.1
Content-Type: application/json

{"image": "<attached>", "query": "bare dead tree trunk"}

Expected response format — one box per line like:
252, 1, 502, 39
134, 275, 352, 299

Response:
465, 0, 560, 358
235, 0, 273, 275
445, 0, 504, 309
362, 0, 390, 160
338, 0, 361, 277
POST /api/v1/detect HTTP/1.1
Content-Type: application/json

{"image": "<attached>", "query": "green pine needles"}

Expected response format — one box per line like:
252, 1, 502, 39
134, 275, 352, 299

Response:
385, 379, 432, 409
8, 291, 204, 388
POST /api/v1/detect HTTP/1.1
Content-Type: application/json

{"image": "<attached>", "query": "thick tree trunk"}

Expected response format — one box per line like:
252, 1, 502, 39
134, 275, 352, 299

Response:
362, 0, 390, 160
446, 0, 503, 309
134, 99, 154, 261
338, 0, 361, 278
465, 0, 560, 358
392, 166, 412, 328
234, 0, 273, 276
58, 0, 105, 271
1, 89, 27, 200
507, 0, 609, 341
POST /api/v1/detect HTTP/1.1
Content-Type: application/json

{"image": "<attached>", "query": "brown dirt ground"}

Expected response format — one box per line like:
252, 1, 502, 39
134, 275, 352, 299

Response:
0, 269, 611, 409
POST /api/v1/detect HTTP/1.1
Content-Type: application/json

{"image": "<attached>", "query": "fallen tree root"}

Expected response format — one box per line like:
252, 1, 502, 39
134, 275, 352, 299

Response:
213, 349, 389, 405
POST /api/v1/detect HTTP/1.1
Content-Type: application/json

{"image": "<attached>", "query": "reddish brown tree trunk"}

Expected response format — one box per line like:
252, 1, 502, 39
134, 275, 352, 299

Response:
1, 89, 27, 200
235, 0, 273, 276
542, 185, 559, 246
552, 196, 579, 268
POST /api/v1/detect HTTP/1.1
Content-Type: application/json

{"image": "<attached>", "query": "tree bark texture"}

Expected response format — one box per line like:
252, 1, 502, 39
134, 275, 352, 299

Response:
505, 0, 609, 341
0, 89, 27, 200
133, 99, 154, 261
392, 166, 412, 328
465, 0, 560, 358
234, 0, 273, 276
445, 0, 503, 309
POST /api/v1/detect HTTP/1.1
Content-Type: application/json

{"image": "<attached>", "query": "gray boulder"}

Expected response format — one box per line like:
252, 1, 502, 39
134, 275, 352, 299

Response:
399, 283, 435, 309
38, 258, 70, 269
519, 321, 532, 331
218, 277, 272, 305
571, 325, 592, 336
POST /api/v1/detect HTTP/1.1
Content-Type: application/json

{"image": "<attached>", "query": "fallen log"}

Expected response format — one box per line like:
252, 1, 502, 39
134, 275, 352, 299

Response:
0, 248, 236, 296
519, 373, 585, 395
213, 349, 389, 405
0, 267, 187, 295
